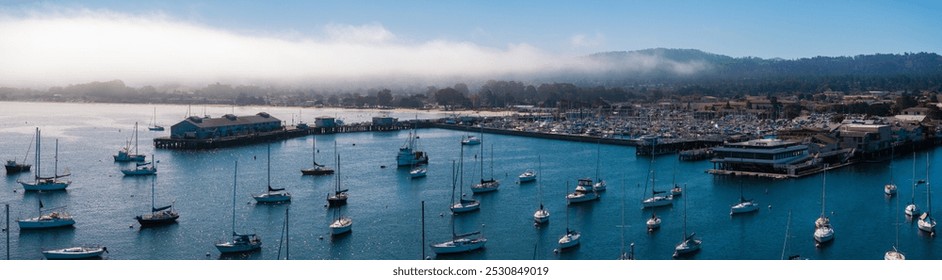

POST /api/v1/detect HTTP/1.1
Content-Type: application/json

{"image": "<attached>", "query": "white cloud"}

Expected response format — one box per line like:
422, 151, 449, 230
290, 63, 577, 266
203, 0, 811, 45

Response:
0, 9, 706, 89
570, 32, 605, 49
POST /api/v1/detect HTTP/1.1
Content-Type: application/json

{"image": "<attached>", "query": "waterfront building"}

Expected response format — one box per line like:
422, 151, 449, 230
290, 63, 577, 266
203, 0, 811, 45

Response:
315, 116, 337, 128
170, 113, 281, 140
838, 123, 892, 153
711, 138, 812, 176
372, 116, 398, 127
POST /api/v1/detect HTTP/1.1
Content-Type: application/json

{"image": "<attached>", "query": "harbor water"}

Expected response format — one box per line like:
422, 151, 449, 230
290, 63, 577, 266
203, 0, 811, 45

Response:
0, 101, 940, 260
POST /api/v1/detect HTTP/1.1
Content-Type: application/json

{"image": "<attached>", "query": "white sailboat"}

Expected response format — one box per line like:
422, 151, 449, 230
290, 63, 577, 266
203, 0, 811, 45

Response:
730, 180, 759, 215
641, 160, 672, 208
430, 219, 486, 254
18, 128, 71, 191
17, 194, 75, 229
471, 143, 499, 193
814, 168, 835, 247
646, 206, 661, 232
301, 136, 334, 175
328, 207, 352, 235
905, 151, 921, 217
42, 246, 107, 259
121, 154, 156, 176
917, 154, 935, 235
670, 167, 683, 197
885, 147, 897, 196
148, 107, 165, 131
592, 141, 606, 192
135, 176, 179, 227
216, 161, 262, 254
253, 145, 291, 204
533, 156, 549, 224
673, 188, 701, 258
518, 169, 536, 183
450, 157, 480, 214
114, 122, 146, 162
558, 193, 581, 250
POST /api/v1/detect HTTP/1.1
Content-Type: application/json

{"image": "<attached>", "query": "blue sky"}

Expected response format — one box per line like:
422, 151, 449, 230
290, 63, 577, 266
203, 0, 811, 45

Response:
0, 1, 939, 87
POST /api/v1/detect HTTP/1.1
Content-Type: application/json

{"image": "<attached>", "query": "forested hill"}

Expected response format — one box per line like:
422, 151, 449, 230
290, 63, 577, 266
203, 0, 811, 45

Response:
583, 49, 942, 91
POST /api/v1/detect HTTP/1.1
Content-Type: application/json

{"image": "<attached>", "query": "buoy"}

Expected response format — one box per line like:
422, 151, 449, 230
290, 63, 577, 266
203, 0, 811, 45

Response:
352, 143, 356, 146
318, 236, 324, 240
206, 252, 211, 257
129, 225, 134, 228
553, 249, 559, 254
768, 205, 772, 209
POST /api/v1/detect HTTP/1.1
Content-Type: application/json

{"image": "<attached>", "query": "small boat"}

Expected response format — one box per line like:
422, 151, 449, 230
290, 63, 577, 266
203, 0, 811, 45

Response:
148, 107, 165, 131
329, 206, 352, 235
917, 154, 935, 234
673, 190, 701, 258
431, 218, 486, 255
449, 158, 480, 214
730, 181, 759, 215
461, 135, 481, 145
533, 156, 549, 224
301, 136, 334, 176
814, 169, 835, 247
135, 176, 179, 227
18, 197, 75, 230
518, 169, 536, 183
906, 152, 921, 217
19, 129, 70, 191
646, 212, 661, 231
409, 166, 427, 178
671, 184, 683, 197
396, 130, 428, 166
114, 122, 146, 162
42, 246, 107, 260
558, 203, 580, 250
4, 132, 33, 174
253, 145, 291, 204
470, 144, 499, 193
216, 161, 262, 254
327, 153, 348, 207
121, 156, 156, 176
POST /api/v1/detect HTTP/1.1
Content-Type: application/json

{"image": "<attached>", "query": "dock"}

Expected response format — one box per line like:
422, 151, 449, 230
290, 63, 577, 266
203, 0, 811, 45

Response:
154, 124, 413, 149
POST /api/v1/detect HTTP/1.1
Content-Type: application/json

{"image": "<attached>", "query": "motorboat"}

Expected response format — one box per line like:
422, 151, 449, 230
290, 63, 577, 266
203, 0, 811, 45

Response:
114, 122, 146, 162
518, 170, 536, 183
396, 130, 428, 166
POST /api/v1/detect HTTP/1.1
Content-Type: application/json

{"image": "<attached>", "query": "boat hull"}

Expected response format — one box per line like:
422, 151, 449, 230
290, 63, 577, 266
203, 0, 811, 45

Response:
730, 202, 759, 215
215, 243, 261, 254
566, 192, 599, 204
814, 226, 835, 244
18, 218, 75, 229
253, 193, 291, 203
646, 218, 661, 230
42, 247, 105, 260
905, 204, 920, 217
518, 174, 536, 183
113, 153, 145, 162
301, 168, 334, 176
4, 163, 31, 174
451, 202, 480, 214
20, 180, 70, 191
917, 218, 936, 233
533, 210, 550, 224
673, 240, 702, 258
471, 181, 500, 193
135, 212, 179, 227
642, 196, 673, 208
121, 167, 156, 176
558, 233, 581, 249
329, 218, 353, 235
430, 238, 486, 254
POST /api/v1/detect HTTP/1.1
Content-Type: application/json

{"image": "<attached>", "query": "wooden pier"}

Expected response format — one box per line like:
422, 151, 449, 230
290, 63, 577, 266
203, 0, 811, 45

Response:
154, 124, 412, 150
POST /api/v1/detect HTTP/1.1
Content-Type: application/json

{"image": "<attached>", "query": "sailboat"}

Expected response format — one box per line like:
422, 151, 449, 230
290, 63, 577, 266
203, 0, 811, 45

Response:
4, 132, 33, 174
328, 206, 352, 235
814, 168, 835, 247
533, 156, 549, 224
148, 107, 165, 131
18, 129, 71, 191
253, 145, 291, 204
646, 202, 661, 232
430, 220, 486, 254
215, 161, 262, 254
592, 141, 606, 192
301, 136, 334, 175
42, 246, 108, 259
121, 154, 156, 176
396, 129, 428, 166
781, 211, 803, 260
327, 153, 349, 207
641, 159, 672, 208
673, 187, 701, 258
518, 169, 536, 183
730, 180, 759, 215
917, 154, 935, 234
618, 181, 634, 260
471, 143, 499, 193
17, 193, 75, 229
558, 185, 581, 250
135, 176, 179, 227
885, 146, 898, 196
114, 122, 146, 162
906, 151, 921, 217
885, 189, 905, 260
670, 167, 683, 197
450, 158, 480, 214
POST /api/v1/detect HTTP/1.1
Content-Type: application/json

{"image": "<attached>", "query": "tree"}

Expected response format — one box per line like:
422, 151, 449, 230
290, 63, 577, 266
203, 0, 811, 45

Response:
376, 89, 393, 107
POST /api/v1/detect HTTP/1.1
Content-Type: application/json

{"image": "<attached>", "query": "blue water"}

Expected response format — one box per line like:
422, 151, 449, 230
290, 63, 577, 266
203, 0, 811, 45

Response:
1, 101, 940, 260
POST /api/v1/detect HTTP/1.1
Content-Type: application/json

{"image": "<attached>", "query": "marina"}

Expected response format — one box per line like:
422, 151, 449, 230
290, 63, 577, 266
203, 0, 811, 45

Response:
1, 101, 942, 260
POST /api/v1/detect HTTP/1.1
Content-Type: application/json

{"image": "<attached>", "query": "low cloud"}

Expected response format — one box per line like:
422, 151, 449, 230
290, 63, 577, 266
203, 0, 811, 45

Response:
0, 9, 708, 89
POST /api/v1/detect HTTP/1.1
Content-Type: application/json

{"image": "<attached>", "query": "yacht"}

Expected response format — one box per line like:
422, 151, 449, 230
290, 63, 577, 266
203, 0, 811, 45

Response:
673, 190, 701, 258
591, 141, 606, 192
470, 144, 499, 193
42, 246, 107, 260
450, 159, 480, 214
329, 208, 353, 235
641, 162, 672, 208
885, 146, 898, 196
518, 169, 536, 183
906, 152, 920, 217
646, 212, 661, 231
430, 231, 487, 254
148, 107, 165, 131
558, 205, 580, 250
18, 198, 75, 229
135, 176, 179, 227
533, 156, 549, 224
121, 157, 156, 176
885, 193, 905, 260
917, 155, 935, 234
216, 161, 262, 254
327, 153, 349, 207
814, 169, 835, 247
567, 179, 600, 204
730, 181, 759, 215
253, 145, 291, 204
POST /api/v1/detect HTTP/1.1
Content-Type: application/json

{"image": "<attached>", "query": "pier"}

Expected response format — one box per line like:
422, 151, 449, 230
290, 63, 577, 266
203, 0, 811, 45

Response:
428, 123, 639, 146
154, 124, 413, 149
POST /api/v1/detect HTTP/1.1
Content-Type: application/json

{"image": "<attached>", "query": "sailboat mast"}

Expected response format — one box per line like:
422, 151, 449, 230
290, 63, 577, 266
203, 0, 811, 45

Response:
54, 139, 59, 178
134, 122, 139, 156
459, 140, 465, 194
822, 170, 827, 217
232, 161, 238, 235
596, 140, 601, 181
285, 206, 289, 260
450, 160, 457, 205
151, 176, 156, 213
312, 137, 316, 167
926, 154, 931, 216
781, 211, 791, 260
538, 155, 543, 207
479, 135, 484, 182
34, 128, 40, 180
489, 144, 494, 180
913, 151, 917, 204
267, 145, 271, 188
